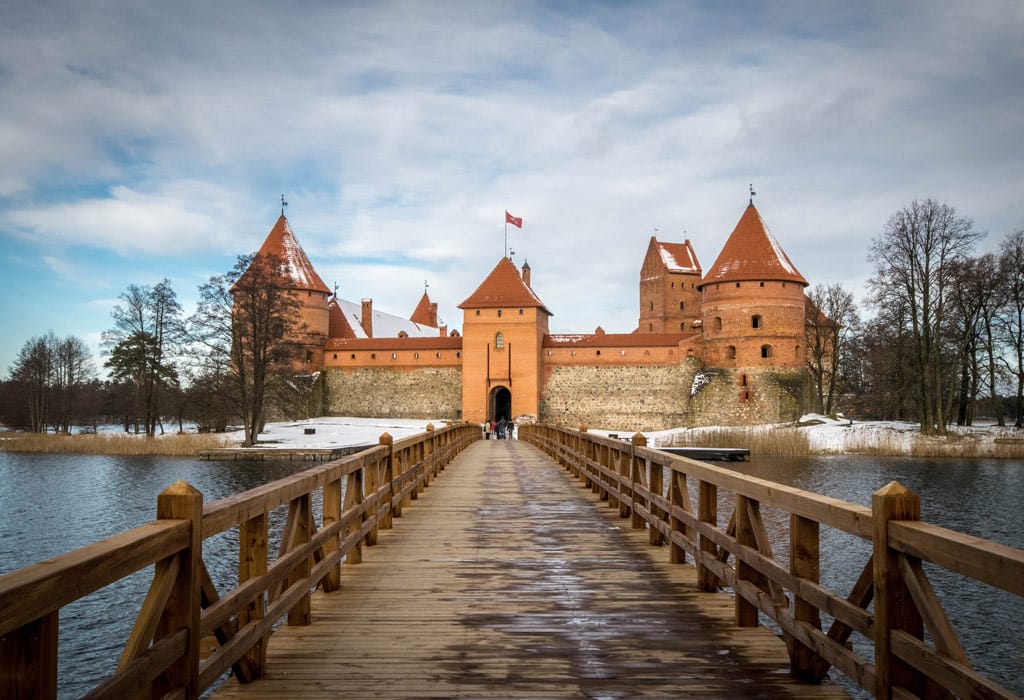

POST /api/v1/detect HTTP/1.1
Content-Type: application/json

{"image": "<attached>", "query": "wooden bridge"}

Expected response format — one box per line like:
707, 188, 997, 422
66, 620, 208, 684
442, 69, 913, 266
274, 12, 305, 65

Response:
2, 423, 1023, 699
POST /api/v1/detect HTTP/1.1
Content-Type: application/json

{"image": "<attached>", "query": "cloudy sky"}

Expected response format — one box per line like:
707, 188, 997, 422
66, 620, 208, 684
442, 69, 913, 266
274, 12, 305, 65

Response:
2, 1, 1022, 378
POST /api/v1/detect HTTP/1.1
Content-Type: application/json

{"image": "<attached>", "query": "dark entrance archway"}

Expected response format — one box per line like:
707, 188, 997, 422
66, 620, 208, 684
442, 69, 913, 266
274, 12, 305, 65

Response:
489, 386, 511, 422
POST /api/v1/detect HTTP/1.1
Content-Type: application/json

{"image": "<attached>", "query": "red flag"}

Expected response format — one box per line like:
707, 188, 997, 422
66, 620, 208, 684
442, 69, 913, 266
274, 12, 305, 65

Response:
505, 210, 522, 228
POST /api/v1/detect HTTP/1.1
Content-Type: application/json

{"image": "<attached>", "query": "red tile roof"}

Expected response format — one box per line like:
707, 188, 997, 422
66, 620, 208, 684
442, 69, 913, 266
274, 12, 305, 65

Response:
700, 204, 807, 288
410, 291, 438, 327
656, 239, 701, 274
236, 215, 331, 294
458, 257, 552, 315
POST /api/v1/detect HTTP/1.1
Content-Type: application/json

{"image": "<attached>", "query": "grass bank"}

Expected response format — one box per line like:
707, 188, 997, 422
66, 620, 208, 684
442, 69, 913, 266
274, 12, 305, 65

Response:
0, 432, 231, 456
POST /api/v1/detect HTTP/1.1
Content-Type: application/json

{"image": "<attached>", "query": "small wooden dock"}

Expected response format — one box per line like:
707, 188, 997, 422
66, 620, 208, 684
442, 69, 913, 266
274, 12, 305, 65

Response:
212, 440, 845, 698
659, 445, 751, 461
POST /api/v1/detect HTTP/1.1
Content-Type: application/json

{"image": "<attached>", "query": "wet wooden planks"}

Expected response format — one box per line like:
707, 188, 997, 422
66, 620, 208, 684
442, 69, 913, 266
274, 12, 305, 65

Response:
213, 439, 847, 699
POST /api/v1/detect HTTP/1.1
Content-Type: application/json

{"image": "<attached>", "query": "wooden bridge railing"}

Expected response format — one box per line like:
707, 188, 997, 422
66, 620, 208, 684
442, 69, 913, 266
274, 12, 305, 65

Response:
520, 423, 1024, 700
0, 422, 479, 699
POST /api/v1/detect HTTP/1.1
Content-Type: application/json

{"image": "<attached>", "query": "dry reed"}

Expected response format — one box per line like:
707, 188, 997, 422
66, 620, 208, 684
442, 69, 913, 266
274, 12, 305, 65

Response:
0, 432, 231, 456
667, 427, 811, 457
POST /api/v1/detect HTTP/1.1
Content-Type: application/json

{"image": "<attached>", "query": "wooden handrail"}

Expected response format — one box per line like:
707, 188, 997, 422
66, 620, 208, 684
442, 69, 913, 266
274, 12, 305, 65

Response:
520, 423, 1024, 700
0, 422, 480, 700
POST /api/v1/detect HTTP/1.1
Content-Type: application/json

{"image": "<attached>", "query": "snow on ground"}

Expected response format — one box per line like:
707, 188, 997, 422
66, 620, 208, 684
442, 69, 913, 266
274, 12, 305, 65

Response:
224, 416, 453, 449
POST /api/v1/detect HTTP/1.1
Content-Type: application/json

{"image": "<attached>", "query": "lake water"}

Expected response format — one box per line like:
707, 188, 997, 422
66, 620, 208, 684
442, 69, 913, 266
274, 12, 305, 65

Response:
1, 451, 1022, 697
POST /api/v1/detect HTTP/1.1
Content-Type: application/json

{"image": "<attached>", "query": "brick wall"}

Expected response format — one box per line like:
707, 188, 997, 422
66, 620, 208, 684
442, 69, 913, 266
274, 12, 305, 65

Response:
687, 366, 806, 426
324, 367, 462, 419
540, 362, 700, 431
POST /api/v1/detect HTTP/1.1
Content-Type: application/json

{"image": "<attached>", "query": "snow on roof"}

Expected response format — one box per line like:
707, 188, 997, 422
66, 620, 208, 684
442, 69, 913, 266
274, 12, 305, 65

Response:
700, 204, 807, 287
657, 240, 701, 274
235, 215, 331, 294
335, 298, 437, 338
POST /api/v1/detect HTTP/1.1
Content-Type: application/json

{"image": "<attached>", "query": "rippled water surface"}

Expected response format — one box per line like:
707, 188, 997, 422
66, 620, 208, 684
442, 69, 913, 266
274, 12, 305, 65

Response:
1, 451, 1022, 697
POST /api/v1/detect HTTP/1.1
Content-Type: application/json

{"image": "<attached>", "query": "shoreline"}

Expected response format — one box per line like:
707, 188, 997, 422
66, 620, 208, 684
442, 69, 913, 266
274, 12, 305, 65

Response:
3, 415, 1023, 459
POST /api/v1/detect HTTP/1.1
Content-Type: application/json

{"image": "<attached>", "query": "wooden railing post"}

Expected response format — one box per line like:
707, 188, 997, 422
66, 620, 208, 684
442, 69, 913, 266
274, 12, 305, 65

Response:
790, 513, 822, 679
239, 512, 268, 676
324, 474, 343, 575
286, 494, 313, 627
697, 481, 718, 591
647, 452, 666, 546
630, 433, 646, 530
343, 462, 364, 565
734, 495, 759, 627
380, 436, 395, 529
1, 612, 58, 700
873, 481, 924, 699
580, 426, 593, 488
669, 472, 687, 565
368, 434, 386, 541
423, 423, 435, 488
155, 480, 203, 698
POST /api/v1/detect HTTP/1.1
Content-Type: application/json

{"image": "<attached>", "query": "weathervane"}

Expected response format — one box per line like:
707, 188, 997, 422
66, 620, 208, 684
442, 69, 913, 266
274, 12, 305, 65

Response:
749, 184, 756, 205
281, 194, 288, 216
424, 279, 429, 294
333, 282, 339, 298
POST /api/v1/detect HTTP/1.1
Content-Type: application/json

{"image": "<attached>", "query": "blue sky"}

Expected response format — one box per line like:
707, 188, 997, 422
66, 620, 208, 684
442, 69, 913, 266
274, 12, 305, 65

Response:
2, 1, 1023, 379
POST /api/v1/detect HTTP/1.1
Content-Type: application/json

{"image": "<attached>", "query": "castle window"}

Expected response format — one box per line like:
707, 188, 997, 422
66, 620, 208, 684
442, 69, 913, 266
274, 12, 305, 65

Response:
333, 353, 337, 360
752, 315, 762, 329
398, 331, 408, 338
727, 345, 736, 360
620, 350, 626, 356
547, 350, 552, 356
739, 373, 748, 386
736, 282, 741, 288
456, 352, 461, 358
795, 345, 801, 359
436, 352, 442, 359
680, 322, 685, 331
371, 353, 376, 359
391, 353, 398, 359
497, 309, 503, 317
305, 351, 313, 363
740, 390, 752, 403
679, 301, 685, 310
414, 352, 419, 359
649, 301, 654, 311
351, 353, 356, 359
761, 344, 773, 359
760, 281, 765, 287
571, 350, 576, 356
671, 282, 675, 288
476, 310, 480, 316
495, 332, 505, 349
596, 350, 601, 356
648, 323, 653, 332
713, 317, 722, 332
519, 308, 524, 315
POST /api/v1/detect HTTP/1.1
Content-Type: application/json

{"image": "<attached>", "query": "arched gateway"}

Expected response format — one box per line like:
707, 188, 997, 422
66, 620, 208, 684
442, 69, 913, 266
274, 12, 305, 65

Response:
489, 386, 511, 422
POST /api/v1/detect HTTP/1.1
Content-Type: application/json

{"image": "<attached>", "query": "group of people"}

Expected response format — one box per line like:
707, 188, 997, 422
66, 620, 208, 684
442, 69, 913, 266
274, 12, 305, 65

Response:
483, 417, 514, 440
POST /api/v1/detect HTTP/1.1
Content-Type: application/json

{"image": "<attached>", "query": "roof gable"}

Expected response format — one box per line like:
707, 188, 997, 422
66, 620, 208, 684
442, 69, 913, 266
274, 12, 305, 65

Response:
237, 215, 331, 294
410, 291, 438, 327
700, 204, 807, 287
458, 257, 551, 315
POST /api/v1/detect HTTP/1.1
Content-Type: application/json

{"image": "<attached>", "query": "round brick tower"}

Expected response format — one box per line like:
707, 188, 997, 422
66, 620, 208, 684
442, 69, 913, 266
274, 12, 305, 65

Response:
698, 203, 808, 371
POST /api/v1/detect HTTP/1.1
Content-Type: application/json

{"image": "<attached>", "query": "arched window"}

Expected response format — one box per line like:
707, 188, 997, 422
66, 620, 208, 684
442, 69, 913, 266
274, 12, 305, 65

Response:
752, 315, 762, 329
739, 373, 748, 386
761, 344, 772, 359
795, 344, 801, 359
679, 301, 685, 310
398, 331, 408, 338
713, 317, 722, 332
727, 345, 736, 360
680, 322, 685, 331
649, 301, 654, 311
495, 332, 505, 349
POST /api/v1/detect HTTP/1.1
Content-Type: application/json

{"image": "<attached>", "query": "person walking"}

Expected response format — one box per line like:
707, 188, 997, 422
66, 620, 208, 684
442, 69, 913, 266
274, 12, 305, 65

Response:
497, 417, 507, 440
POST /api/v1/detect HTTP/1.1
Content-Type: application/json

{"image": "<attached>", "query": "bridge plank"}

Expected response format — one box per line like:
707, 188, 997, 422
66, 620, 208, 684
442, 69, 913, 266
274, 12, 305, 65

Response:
213, 440, 847, 699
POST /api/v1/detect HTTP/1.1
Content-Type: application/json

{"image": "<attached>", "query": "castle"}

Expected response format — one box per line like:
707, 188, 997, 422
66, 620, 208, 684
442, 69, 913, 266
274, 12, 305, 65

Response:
239, 201, 812, 430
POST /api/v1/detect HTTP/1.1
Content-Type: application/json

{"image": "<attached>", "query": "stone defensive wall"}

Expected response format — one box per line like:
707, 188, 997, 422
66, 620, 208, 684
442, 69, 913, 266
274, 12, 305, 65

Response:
687, 366, 806, 426
324, 366, 463, 418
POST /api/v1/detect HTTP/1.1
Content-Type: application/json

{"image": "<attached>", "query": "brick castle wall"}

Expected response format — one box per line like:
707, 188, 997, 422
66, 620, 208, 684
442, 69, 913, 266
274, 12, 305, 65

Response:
540, 362, 700, 431
324, 367, 462, 419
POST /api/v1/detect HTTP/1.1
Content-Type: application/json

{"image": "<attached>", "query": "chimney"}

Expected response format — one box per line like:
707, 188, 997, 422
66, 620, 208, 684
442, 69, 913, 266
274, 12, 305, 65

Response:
439, 324, 448, 337
522, 260, 531, 288
429, 302, 438, 327
361, 299, 373, 337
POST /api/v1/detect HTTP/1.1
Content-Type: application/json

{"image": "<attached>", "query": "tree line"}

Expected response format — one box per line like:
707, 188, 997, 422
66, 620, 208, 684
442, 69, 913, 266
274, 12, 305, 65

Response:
1, 253, 314, 446
806, 199, 1024, 434
3, 199, 1023, 438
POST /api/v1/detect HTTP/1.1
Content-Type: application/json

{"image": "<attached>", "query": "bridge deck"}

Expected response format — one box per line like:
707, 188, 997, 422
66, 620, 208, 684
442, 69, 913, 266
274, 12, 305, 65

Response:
213, 439, 847, 698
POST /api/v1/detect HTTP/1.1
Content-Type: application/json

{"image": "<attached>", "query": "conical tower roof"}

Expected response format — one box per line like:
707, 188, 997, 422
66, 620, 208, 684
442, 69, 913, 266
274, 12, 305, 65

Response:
410, 291, 438, 327
458, 257, 551, 316
234, 215, 331, 294
699, 203, 807, 288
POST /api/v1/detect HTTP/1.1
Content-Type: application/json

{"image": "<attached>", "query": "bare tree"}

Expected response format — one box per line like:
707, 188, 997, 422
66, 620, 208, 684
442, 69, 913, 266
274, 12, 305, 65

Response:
190, 254, 303, 447
8, 332, 95, 432
52, 335, 96, 433
805, 283, 859, 415
103, 280, 184, 436
9, 333, 55, 432
997, 230, 1024, 427
867, 199, 981, 435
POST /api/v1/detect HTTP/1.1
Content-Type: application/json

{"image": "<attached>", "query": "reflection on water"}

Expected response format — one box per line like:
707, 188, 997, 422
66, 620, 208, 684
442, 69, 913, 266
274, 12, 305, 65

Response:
1, 452, 1022, 697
